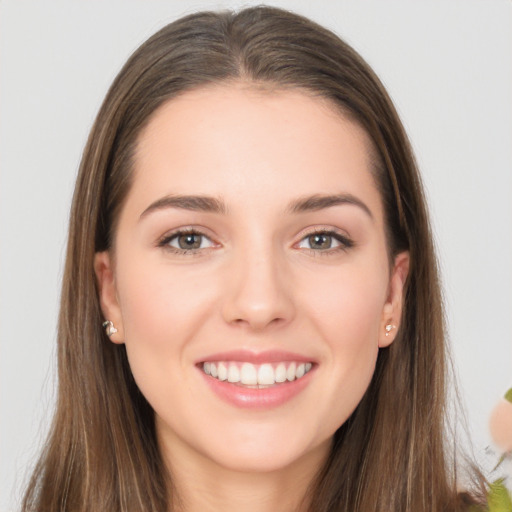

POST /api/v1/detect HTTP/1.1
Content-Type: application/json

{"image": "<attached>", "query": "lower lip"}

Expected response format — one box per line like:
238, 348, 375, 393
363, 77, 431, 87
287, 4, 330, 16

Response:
198, 366, 315, 409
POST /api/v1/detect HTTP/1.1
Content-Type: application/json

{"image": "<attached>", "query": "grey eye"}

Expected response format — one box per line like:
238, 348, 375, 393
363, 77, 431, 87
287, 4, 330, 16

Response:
168, 232, 213, 250
309, 234, 333, 249
299, 233, 341, 250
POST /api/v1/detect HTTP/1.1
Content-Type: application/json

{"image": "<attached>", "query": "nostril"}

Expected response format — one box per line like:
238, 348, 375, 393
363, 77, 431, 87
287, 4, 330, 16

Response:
230, 314, 288, 331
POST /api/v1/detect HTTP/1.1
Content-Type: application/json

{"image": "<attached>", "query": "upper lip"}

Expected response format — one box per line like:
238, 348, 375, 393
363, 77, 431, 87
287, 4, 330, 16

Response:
196, 349, 316, 365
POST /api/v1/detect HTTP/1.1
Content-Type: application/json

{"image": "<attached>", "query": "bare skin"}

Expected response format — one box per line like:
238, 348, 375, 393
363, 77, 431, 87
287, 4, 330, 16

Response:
95, 83, 409, 511
165, 434, 328, 512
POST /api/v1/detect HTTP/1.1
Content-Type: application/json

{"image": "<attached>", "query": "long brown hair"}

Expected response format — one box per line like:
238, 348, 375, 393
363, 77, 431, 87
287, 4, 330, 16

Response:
22, 6, 483, 511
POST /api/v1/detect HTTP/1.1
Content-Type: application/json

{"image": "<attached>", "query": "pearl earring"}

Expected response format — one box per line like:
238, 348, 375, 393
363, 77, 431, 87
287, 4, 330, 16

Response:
102, 320, 118, 337
385, 324, 396, 337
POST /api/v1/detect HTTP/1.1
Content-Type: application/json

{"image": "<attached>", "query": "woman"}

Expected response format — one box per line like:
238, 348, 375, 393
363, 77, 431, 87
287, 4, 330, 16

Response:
21, 6, 485, 512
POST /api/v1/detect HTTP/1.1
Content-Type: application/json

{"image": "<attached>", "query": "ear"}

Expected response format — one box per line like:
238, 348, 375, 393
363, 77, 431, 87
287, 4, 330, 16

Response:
379, 251, 410, 348
94, 251, 124, 344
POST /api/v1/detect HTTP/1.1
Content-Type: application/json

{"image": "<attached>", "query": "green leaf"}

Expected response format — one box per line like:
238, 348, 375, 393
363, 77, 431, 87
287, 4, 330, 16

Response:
488, 479, 512, 512
504, 388, 512, 404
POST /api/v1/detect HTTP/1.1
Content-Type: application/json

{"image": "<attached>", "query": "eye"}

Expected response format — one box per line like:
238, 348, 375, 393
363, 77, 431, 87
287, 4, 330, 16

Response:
159, 230, 215, 253
297, 230, 354, 252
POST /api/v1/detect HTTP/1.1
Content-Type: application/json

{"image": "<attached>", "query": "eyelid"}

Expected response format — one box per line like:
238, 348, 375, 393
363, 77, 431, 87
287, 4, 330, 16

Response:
294, 226, 355, 252
157, 226, 219, 254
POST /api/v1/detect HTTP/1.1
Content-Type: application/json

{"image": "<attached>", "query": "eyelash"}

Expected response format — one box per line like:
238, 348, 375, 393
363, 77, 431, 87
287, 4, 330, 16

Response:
157, 227, 354, 256
298, 228, 355, 255
157, 228, 216, 256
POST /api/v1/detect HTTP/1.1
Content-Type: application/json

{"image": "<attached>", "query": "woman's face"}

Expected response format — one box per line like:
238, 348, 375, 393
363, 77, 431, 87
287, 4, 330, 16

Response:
95, 84, 408, 474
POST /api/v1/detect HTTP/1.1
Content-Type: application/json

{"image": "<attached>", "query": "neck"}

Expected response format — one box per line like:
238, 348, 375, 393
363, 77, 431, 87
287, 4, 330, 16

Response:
161, 437, 331, 512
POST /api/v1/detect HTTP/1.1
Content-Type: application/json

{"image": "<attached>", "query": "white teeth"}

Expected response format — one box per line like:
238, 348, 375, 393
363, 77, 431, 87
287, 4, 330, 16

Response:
275, 363, 287, 383
227, 364, 240, 383
286, 362, 296, 381
202, 360, 313, 386
240, 363, 257, 385
217, 362, 228, 381
257, 364, 275, 385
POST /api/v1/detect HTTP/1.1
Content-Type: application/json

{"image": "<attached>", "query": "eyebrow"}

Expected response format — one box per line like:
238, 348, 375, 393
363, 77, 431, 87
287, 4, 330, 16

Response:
139, 193, 373, 220
287, 193, 374, 220
140, 194, 227, 219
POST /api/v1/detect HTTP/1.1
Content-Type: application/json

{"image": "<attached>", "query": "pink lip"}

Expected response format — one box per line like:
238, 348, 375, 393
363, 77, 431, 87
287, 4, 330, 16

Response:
196, 349, 315, 365
196, 350, 316, 409
199, 370, 314, 409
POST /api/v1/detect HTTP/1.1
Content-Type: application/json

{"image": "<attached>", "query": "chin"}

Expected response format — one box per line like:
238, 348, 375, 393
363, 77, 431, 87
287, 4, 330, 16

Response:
205, 445, 321, 475
193, 423, 333, 475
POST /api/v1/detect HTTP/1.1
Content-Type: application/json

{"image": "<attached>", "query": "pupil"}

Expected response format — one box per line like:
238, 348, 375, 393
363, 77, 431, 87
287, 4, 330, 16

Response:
178, 234, 201, 249
310, 234, 331, 249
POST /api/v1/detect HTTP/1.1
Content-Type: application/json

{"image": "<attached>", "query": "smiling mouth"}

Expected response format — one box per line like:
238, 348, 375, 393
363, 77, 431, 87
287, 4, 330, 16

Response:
201, 361, 313, 388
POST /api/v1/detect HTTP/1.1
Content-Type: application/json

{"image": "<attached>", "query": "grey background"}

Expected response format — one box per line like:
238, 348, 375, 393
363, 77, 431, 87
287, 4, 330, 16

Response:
1, 1, 511, 510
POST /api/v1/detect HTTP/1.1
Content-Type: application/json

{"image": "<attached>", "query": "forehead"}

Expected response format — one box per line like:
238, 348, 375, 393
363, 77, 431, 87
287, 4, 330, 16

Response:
137, 83, 374, 159
130, 83, 382, 216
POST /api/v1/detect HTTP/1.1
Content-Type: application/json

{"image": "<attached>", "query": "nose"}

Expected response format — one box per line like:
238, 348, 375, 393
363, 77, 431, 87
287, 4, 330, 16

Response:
221, 244, 296, 332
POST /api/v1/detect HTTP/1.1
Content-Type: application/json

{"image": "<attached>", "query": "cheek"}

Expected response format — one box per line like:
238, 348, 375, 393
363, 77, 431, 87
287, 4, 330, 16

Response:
118, 254, 219, 335
299, 261, 387, 420
114, 256, 221, 393
303, 260, 387, 346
